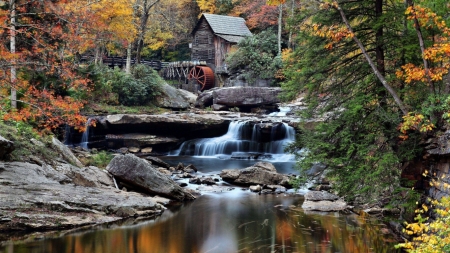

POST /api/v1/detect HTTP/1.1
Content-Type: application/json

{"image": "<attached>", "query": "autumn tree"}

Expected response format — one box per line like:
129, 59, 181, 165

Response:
0, 0, 95, 131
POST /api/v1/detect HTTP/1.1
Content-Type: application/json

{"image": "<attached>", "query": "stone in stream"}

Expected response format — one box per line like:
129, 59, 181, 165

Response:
107, 154, 196, 201
301, 191, 348, 212
220, 161, 291, 188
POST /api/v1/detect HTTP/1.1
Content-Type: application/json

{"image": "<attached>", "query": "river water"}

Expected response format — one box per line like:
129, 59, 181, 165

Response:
0, 121, 401, 252
0, 156, 400, 253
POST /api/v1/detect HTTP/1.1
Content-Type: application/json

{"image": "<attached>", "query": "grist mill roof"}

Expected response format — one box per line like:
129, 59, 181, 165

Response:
193, 13, 252, 42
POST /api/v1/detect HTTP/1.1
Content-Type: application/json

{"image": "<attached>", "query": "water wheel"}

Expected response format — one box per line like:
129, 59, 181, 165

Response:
188, 66, 214, 91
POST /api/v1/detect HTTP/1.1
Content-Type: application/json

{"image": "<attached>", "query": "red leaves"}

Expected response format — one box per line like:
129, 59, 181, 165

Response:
0, 0, 89, 132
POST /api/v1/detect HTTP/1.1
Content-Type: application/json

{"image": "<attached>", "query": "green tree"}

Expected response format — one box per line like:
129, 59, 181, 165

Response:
281, 0, 442, 204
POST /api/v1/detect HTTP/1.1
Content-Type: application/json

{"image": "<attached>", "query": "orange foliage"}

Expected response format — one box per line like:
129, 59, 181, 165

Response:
312, 23, 354, 50
231, 0, 278, 31
0, 0, 98, 131
396, 5, 450, 85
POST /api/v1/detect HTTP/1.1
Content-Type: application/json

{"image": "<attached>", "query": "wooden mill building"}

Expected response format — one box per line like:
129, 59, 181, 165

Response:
191, 13, 252, 72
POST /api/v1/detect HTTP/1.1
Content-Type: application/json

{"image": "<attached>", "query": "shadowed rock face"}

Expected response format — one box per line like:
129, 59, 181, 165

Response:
0, 135, 14, 159
107, 154, 196, 201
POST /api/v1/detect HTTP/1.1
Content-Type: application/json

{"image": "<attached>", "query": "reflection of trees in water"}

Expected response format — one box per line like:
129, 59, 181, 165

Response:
7, 195, 399, 253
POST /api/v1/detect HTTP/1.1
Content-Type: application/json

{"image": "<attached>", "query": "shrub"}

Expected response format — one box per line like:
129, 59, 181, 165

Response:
226, 30, 282, 86
76, 63, 163, 106
88, 151, 114, 168
396, 173, 450, 252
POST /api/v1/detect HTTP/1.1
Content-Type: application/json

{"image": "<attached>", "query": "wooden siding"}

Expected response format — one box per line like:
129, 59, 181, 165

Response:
214, 37, 232, 68
191, 19, 215, 65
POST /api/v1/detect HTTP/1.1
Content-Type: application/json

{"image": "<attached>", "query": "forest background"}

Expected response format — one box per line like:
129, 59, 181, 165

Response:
1, 0, 450, 251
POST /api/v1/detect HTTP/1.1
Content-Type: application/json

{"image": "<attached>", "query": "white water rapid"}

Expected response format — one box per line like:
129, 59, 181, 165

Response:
170, 121, 295, 162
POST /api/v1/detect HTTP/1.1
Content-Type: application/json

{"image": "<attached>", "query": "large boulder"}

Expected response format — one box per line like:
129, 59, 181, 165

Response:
0, 135, 14, 159
220, 162, 291, 187
212, 87, 281, 107
107, 154, 195, 201
155, 83, 197, 110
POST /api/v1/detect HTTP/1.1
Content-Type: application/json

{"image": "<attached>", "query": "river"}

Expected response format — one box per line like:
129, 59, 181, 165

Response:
0, 121, 401, 253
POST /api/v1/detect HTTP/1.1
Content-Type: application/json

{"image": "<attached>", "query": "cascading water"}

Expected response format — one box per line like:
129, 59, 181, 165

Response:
79, 118, 93, 149
268, 106, 291, 116
170, 121, 295, 161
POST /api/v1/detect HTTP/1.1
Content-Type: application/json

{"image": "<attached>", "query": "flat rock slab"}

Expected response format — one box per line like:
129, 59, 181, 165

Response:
302, 200, 348, 212
304, 191, 339, 201
0, 161, 166, 231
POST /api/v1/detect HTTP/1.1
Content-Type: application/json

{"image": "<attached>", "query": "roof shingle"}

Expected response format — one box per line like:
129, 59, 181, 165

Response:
202, 13, 252, 37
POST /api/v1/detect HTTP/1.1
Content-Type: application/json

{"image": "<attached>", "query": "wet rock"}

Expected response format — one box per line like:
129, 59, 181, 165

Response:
301, 199, 348, 212
141, 147, 153, 153
304, 191, 339, 201
143, 156, 170, 169
212, 104, 228, 111
185, 164, 198, 172
189, 178, 201, 184
265, 185, 286, 193
128, 147, 140, 153
302, 191, 347, 212
220, 162, 291, 187
249, 185, 262, 192
107, 154, 195, 201
230, 152, 272, 160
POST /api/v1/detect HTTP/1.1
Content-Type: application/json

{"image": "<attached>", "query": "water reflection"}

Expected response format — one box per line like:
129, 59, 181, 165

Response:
1, 192, 400, 253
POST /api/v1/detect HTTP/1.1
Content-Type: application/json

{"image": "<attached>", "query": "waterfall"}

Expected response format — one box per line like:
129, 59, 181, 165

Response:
63, 124, 72, 146
79, 118, 93, 149
268, 106, 291, 117
170, 121, 295, 161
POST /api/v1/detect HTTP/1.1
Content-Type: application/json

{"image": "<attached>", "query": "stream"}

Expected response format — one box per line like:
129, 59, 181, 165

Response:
0, 120, 401, 253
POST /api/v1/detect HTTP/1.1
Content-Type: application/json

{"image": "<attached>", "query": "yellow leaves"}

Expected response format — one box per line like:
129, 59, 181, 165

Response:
311, 24, 353, 50
398, 113, 434, 140
266, 0, 286, 6
399, 196, 450, 253
197, 0, 217, 13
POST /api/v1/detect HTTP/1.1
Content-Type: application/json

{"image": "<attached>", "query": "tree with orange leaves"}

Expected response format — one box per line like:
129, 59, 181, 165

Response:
0, 0, 95, 132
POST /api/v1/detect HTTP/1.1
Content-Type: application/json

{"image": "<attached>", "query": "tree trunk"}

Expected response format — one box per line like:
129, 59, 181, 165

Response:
125, 41, 132, 74
135, 0, 160, 63
277, 4, 283, 56
332, 2, 408, 115
10, 0, 16, 109
288, 0, 295, 49
406, 0, 434, 93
